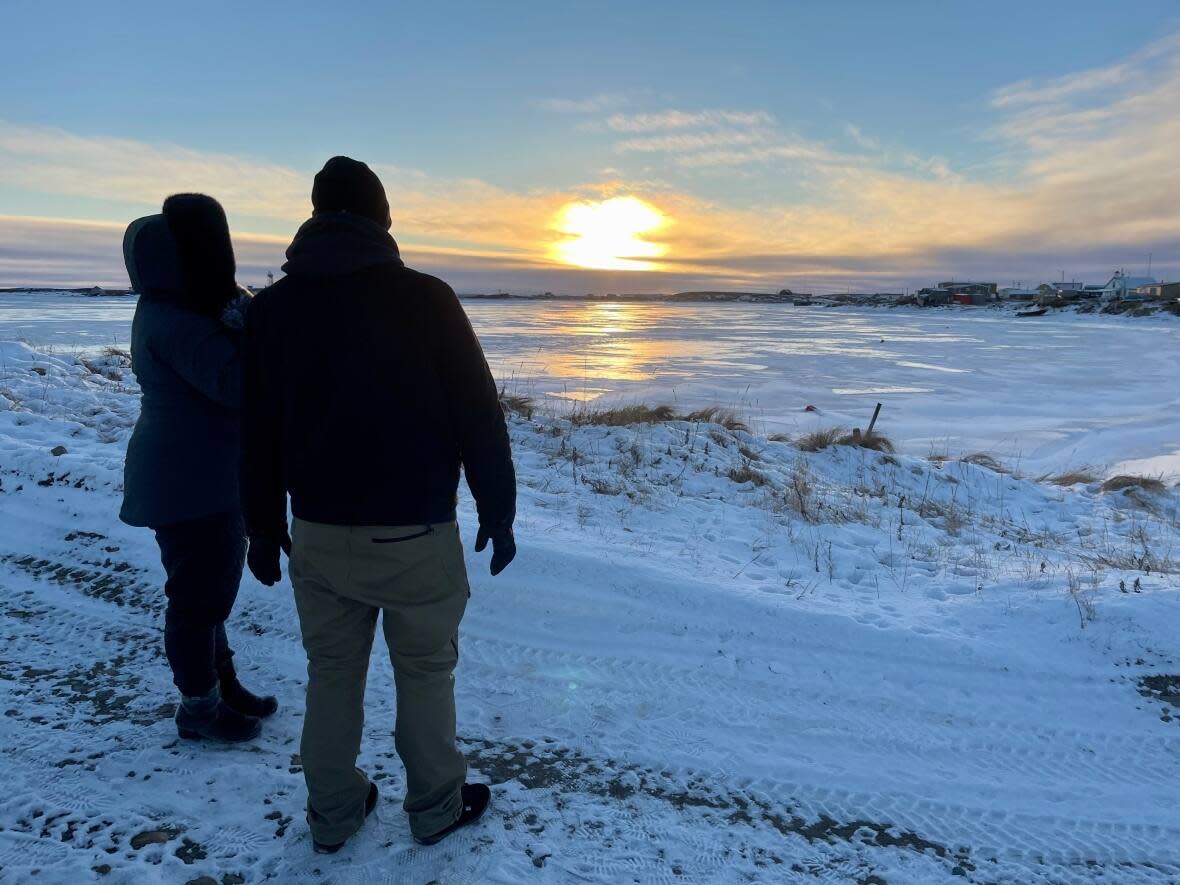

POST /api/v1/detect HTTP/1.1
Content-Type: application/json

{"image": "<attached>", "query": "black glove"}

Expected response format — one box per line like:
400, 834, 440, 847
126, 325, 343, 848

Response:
247, 528, 292, 587
474, 524, 516, 576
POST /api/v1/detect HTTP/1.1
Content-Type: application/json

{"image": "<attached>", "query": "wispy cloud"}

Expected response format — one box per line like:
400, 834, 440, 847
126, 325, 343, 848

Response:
603, 109, 774, 132
535, 93, 630, 114
671, 143, 840, 168
990, 31, 1180, 108
0, 215, 289, 287
0, 122, 309, 221
0, 120, 573, 262
615, 129, 770, 154
845, 123, 879, 151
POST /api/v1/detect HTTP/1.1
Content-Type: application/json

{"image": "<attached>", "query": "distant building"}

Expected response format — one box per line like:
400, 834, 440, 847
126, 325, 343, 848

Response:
1000, 286, 1038, 301
938, 281, 997, 298
916, 287, 952, 306
1038, 281, 1091, 300
1101, 271, 1157, 302
1136, 281, 1180, 300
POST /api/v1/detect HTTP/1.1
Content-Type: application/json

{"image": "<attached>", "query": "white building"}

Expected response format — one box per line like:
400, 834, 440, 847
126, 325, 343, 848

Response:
1101, 272, 1157, 302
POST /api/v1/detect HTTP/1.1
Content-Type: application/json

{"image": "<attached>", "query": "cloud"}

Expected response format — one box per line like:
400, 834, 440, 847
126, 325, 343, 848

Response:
535, 93, 630, 114
671, 143, 841, 169
845, 124, 880, 151
614, 129, 770, 154
0, 215, 289, 287
0, 120, 577, 265
603, 109, 774, 132
603, 107, 845, 170
990, 31, 1180, 108
593, 32, 1180, 283
0, 122, 309, 221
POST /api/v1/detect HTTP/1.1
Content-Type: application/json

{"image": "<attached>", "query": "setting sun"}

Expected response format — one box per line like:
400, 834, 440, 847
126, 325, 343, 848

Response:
551, 196, 668, 271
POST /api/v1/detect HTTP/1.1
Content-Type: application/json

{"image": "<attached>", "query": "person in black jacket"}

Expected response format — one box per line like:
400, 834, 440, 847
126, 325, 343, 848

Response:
241, 157, 515, 853
121, 194, 277, 744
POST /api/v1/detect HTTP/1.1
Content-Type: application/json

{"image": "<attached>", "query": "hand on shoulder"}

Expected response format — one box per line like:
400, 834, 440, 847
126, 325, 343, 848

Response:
220, 285, 254, 331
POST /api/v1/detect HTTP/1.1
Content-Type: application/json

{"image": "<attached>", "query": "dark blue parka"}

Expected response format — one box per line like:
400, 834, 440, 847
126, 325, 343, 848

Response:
119, 215, 242, 528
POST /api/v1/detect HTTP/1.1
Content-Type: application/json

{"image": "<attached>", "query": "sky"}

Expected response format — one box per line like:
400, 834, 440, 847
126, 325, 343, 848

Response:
1, 0, 1178, 294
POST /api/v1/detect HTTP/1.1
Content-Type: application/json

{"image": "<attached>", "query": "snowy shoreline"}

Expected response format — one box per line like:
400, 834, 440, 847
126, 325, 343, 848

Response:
1, 340, 1179, 882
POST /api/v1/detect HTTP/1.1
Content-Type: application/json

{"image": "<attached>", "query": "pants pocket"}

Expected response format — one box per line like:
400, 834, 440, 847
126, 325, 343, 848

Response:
370, 526, 434, 544
436, 524, 471, 597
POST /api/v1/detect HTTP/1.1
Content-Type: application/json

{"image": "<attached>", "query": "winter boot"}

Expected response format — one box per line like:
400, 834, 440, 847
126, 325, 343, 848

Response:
413, 783, 491, 846
217, 663, 279, 719
175, 684, 262, 743
313, 782, 379, 854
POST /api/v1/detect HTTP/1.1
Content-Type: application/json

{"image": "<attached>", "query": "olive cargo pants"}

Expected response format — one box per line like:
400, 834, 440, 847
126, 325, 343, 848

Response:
290, 518, 469, 845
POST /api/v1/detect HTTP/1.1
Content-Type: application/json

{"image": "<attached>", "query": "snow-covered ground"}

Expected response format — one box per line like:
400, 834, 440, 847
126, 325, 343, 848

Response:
1, 337, 1179, 884
5, 292, 1180, 478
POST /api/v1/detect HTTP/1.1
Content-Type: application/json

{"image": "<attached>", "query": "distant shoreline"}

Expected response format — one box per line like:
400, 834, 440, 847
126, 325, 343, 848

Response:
4, 286, 1176, 319
453, 290, 1180, 318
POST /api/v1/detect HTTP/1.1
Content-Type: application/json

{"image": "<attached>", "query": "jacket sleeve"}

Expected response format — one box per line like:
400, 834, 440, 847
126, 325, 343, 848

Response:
240, 297, 287, 538
430, 283, 516, 531
152, 308, 241, 409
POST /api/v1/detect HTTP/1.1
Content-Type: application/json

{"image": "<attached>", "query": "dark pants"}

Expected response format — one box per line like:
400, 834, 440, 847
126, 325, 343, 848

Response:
153, 511, 248, 697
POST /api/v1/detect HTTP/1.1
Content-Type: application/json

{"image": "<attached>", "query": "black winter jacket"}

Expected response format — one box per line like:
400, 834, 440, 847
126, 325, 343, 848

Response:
120, 215, 243, 528
240, 212, 515, 536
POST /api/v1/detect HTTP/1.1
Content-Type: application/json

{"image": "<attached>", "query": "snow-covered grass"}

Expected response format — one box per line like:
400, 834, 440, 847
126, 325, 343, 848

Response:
1, 340, 1180, 883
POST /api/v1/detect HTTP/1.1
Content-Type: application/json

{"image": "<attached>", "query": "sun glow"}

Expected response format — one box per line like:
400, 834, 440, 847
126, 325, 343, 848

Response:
552, 197, 668, 271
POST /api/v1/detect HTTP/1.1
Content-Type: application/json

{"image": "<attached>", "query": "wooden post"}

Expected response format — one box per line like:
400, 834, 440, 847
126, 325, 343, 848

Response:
867, 402, 882, 436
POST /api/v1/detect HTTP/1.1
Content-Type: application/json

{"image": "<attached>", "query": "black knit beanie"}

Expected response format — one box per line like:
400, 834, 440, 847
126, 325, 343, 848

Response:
161, 193, 238, 316
311, 156, 391, 228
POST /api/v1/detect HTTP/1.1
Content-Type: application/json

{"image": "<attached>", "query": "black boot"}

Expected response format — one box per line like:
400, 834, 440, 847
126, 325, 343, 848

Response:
217, 663, 279, 719
414, 783, 491, 846
176, 685, 262, 743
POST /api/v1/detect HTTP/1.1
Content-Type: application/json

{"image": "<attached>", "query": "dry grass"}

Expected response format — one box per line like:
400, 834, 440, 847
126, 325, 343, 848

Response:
571, 404, 676, 426
682, 407, 749, 433
1042, 468, 1100, 487
797, 426, 895, 453
768, 432, 792, 443
727, 462, 769, 487
499, 393, 535, 419
787, 460, 815, 521
584, 476, 623, 496
835, 431, 895, 453
569, 403, 748, 431
1101, 474, 1167, 495
960, 452, 1011, 474
796, 427, 844, 452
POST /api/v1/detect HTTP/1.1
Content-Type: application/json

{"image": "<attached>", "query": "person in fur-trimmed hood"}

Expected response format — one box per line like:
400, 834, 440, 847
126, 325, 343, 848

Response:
241, 156, 514, 853
121, 193, 276, 745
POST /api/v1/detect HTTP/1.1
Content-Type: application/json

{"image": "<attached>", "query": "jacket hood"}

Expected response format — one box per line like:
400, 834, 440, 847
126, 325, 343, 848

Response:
281, 211, 404, 277
123, 214, 185, 300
